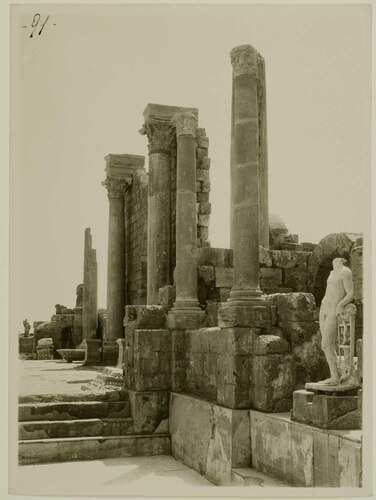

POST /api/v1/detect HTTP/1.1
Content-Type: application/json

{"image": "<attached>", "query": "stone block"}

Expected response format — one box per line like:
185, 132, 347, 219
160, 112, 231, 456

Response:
199, 202, 211, 214
293, 332, 329, 386
198, 214, 210, 227
254, 335, 290, 355
279, 320, 319, 346
271, 250, 308, 269
196, 169, 210, 182
338, 438, 362, 486
250, 412, 293, 484
197, 136, 209, 148
291, 424, 314, 486
313, 430, 329, 486
215, 267, 234, 288
266, 293, 317, 323
167, 310, 206, 330
218, 304, 272, 328
197, 191, 209, 202
311, 394, 360, 429
259, 268, 282, 287
169, 393, 250, 485
291, 390, 314, 424
158, 285, 176, 308
350, 244, 363, 301
201, 179, 210, 192
217, 328, 259, 355
124, 305, 168, 330
197, 147, 208, 159
128, 390, 169, 434
259, 246, 273, 266
206, 302, 219, 327
279, 243, 303, 251
285, 266, 308, 291
199, 157, 211, 170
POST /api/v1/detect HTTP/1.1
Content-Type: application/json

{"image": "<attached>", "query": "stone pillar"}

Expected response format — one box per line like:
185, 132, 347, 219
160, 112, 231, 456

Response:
90, 249, 98, 337
102, 154, 145, 365
82, 228, 94, 340
141, 120, 174, 304
258, 56, 269, 249
171, 111, 201, 312
227, 45, 265, 306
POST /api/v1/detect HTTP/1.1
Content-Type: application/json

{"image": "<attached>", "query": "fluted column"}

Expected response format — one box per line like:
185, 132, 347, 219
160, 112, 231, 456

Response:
228, 45, 264, 305
171, 112, 201, 312
141, 120, 175, 304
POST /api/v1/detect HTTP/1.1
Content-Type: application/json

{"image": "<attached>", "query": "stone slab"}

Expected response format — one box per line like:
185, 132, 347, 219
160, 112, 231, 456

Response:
166, 310, 207, 330
128, 390, 169, 434
218, 304, 272, 328
306, 382, 360, 393
19, 434, 171, 465
169, 392, 250, 485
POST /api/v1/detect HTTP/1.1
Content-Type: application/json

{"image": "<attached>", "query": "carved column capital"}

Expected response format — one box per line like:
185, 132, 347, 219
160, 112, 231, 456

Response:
172, 112, 197, 137
102, 177, 131, 200
140, 121, 175, 154
230, 45, 261, 78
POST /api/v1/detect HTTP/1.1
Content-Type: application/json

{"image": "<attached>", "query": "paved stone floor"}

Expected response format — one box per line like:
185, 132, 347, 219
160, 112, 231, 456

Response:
18, 359, 105, 396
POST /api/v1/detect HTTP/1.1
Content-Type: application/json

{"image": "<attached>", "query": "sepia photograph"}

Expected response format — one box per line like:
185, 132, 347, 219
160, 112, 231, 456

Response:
4, 1, 373, 498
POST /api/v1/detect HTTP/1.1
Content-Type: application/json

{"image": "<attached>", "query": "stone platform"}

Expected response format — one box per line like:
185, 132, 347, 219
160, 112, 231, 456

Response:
169, 392, 362, 487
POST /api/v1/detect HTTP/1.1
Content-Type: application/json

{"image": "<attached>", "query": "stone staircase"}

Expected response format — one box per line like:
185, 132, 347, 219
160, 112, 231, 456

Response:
18, 389, 170, 465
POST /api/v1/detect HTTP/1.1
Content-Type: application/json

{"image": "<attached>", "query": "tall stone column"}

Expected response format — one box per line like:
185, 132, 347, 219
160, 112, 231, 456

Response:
90, 249, 98, 336
141, 120, 175, 305
102, 154, 145, 365
228, 45, 264, 305
171, 111, 201, 312
258, 56, 269, 249
82, 228, 94, 340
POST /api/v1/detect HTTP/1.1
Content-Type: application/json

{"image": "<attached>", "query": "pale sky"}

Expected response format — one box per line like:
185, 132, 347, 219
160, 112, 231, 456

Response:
10, 3, 371, 330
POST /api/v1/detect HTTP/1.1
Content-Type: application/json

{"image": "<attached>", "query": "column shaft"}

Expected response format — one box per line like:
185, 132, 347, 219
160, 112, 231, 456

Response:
82, 228, 92, 340
173, 116, 200, 310
106, 196, 126, 342
258, 56, 269, 248
228, 45, 264, 304
147, 150, 171, 304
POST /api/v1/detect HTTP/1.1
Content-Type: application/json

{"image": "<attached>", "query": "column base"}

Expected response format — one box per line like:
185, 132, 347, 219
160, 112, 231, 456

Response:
83, 339, 102, 366
227, 287, 265, 306
172, 299, 203, 313
116, 338, 126, 370
102, 341, 119, 366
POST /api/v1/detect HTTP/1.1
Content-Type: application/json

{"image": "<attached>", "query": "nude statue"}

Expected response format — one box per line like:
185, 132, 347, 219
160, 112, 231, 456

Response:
318, 257, 354, 385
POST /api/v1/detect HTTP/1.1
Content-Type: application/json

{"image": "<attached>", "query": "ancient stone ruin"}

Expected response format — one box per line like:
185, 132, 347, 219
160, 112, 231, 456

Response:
18, 44, 364, 488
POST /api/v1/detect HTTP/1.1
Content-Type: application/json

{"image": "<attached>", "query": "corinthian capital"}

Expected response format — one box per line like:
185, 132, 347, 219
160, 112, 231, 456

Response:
140, 121, 175, 153
102, 177, 131, 200
172, 112, 197, 137
230, 45, 261, 78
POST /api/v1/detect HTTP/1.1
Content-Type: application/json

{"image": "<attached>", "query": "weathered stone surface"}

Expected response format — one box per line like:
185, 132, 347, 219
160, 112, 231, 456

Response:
259, 246, 273, 266
197, 247, 233, 267
338, 437, 362, 486
19, 434, 170, 465
313, 430, 329, 486
158, 285, 176, 308
284, 266, 308, 292
128, 389, 169, 434
251, 354, 295, 412
271, 250, 308, 269
250, 412, 293, 484
215, 267, 234, 288
253, 335, 290, 355
259, 268, 282, 287
124, 305, 168, 330
218, 304, 272, 328
291, 424, 314, 486
350, 244, 363, 301
169, 392, 250, 485
293, 331, 329, 385
166, 310, 206, 330
206, 302, 219, 327
266, 293, 317, 323
197, 265, 215, 285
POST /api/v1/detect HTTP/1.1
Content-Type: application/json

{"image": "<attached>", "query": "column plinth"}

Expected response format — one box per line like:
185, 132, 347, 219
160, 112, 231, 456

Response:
228, 45, 265, 307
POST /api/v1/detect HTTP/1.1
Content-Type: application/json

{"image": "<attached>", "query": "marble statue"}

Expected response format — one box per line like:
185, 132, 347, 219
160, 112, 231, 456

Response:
318, 257, 354, 386
23, 319, 31, 336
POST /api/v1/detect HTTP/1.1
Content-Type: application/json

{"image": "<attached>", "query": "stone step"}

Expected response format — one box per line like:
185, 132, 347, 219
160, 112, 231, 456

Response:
19, 417, 134, 440
19, 433, 171, 465
231, 468, 289, 487
19, 390, 127, 404
18, 401, 130, 422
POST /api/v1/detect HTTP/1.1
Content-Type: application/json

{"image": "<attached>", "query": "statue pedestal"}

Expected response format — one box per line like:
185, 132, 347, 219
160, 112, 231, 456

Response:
291, 384, 361, 430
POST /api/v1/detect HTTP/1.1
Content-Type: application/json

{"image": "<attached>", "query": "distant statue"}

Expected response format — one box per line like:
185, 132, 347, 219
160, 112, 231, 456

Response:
75, 284, 83, 307
23, 319, 31, 336
318, 257, 354, 386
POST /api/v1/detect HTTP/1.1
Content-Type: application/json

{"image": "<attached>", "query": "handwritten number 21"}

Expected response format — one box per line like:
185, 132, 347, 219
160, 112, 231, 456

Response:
30, 14, 49, 38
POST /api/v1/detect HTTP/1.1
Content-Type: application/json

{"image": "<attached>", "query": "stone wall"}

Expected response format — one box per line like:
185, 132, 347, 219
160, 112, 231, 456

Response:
125, 169, 148, 305
196, 128, 211, 248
